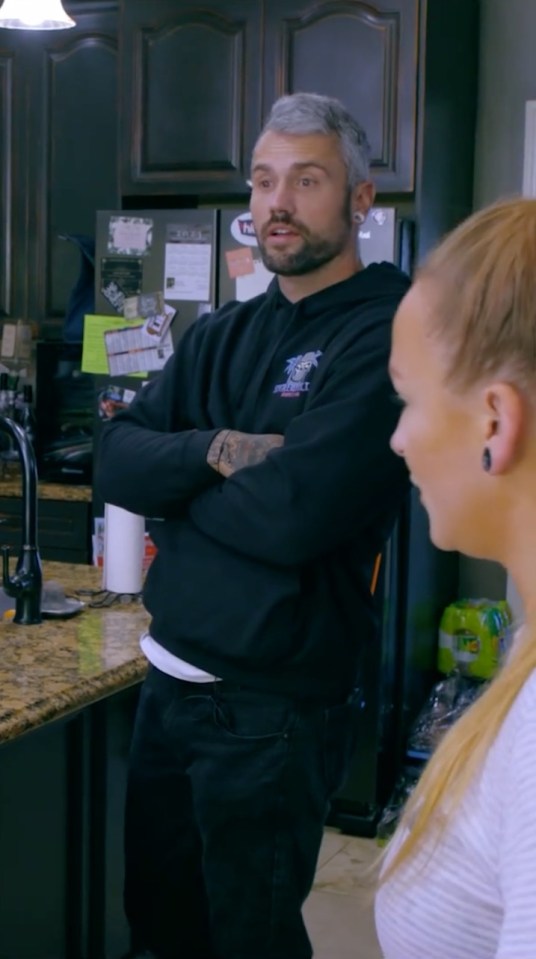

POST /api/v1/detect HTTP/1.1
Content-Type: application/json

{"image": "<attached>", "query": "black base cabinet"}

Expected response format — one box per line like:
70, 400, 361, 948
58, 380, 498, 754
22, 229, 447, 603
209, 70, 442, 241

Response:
0, 721, 72, 958
87, 688, 140, 959
0, 685, 140, 959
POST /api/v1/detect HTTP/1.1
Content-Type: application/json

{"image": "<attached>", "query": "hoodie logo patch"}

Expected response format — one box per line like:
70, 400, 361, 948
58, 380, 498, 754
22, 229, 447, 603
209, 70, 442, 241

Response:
273, 351, 323, 397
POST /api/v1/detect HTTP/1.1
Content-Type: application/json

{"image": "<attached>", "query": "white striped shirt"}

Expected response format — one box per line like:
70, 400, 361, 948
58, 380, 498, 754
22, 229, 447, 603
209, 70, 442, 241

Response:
375, 667, 536, 959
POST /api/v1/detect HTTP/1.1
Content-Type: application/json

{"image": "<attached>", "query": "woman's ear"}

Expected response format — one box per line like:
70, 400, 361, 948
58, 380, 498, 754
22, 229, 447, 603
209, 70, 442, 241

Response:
483, 382, 526, 474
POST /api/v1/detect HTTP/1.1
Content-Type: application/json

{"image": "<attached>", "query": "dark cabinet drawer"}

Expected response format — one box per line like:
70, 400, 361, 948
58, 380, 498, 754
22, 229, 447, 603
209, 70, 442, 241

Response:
0, 498, 92, 564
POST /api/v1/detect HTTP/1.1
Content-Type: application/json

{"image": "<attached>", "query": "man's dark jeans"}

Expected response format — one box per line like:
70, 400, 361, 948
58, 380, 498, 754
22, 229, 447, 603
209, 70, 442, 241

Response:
124, 665, 361, 959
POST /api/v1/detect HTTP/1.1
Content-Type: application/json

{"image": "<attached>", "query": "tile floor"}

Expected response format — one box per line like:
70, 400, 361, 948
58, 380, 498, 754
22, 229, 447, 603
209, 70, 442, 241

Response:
304, 829, 383, 959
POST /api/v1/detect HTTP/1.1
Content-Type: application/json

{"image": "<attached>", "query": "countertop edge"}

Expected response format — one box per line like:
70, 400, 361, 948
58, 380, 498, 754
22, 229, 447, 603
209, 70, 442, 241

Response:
0, 656, 148, 744
0, 481, 93, 502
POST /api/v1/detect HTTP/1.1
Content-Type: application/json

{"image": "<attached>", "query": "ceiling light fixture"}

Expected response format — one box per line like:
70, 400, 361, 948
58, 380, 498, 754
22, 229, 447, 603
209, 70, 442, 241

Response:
0, 0, 75, 30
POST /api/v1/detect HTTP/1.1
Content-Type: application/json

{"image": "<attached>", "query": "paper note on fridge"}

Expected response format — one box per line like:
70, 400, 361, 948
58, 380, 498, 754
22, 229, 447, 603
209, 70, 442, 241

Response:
104, 325, 174, 376
235, 259, 273, 302
164, 222, 212, 302
81, 314, 146, 377
107, 216, 153, 256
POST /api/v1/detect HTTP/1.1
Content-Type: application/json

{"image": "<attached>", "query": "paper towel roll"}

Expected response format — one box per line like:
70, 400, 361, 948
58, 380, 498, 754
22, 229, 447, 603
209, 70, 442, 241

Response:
103, 503, 145, 594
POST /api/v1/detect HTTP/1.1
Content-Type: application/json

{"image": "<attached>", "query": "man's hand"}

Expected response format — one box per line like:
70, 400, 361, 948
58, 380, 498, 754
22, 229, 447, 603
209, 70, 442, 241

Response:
207, 430, 284, 478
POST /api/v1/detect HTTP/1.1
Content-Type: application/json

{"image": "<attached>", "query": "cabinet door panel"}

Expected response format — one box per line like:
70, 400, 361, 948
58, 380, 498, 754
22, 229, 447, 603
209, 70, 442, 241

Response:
264, 0, 419, 194
27, 5, 119, 330
0, 38, 32, 321
0, 52, 14, 320
120, 0, 262, 196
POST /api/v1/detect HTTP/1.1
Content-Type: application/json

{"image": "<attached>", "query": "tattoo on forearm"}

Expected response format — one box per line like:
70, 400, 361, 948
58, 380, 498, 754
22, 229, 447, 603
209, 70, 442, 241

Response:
207, 430, 284, 477
207, 430, 231, 472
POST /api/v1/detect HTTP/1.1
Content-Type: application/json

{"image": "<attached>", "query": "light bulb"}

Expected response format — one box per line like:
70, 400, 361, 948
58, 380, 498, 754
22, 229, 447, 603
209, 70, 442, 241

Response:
0, 0, 75, 30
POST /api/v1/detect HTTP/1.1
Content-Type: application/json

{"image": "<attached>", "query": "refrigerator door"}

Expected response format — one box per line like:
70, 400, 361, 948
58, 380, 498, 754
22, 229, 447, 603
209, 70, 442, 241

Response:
329, 491, 458, 837
217, 209, 273, 306
92, 208, 218, 523
94, 209, 218, 345
217, 206, 399, 309
359, 207, 398, 266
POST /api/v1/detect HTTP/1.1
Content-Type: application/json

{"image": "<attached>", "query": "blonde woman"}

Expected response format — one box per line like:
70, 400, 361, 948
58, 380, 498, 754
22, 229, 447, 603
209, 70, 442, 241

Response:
375, 197, 536, 959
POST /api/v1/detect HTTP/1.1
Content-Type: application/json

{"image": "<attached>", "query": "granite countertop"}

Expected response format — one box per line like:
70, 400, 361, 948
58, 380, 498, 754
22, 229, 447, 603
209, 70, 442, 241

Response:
0, 561, 149, 744
0, 479, 92, 502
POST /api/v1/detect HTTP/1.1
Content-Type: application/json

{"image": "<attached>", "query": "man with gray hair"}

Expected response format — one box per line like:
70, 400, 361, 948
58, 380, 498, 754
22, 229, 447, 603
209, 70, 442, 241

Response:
97, 92, 410, 959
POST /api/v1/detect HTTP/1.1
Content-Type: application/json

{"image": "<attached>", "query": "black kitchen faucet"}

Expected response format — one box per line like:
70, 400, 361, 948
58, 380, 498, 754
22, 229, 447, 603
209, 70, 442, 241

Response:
0, 416, 42, 624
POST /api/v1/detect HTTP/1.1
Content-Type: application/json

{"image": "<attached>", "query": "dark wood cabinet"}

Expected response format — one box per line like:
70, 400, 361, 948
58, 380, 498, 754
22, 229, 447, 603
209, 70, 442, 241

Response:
262, 0, 419, 194
0, 1, 120, 332
0, 719, 73, 959
0, 685, 141, 959
0, 54, 8, 318
414, 0, 479, 259
32, 3, 120, 329
0, 38, 33, 323
120, 0, 419, 198
1, 0, 478, 327
0, 496, 92, 564
119, 0, 263, 198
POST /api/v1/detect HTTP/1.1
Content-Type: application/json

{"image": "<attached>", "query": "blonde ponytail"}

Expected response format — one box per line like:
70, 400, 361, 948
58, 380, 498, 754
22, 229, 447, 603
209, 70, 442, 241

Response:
381, 628, 536, 881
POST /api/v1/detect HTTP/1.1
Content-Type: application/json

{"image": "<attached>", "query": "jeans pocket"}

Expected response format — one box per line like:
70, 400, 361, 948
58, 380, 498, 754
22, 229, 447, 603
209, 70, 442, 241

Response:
323, 689, 362, 797
211, 688, 298, 741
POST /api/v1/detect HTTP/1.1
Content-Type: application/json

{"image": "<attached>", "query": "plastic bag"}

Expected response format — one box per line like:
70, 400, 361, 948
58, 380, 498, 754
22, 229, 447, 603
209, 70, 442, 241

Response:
376, 766, 421, 845
407, 672, 485, 757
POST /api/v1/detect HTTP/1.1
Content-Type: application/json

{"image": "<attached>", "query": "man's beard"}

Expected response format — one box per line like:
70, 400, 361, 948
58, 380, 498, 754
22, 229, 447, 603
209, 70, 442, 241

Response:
257, 202, 353, 277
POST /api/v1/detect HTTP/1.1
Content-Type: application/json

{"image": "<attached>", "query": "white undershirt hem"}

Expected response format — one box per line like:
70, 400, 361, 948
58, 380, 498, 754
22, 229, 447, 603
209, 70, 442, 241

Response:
140, 632, 221, 683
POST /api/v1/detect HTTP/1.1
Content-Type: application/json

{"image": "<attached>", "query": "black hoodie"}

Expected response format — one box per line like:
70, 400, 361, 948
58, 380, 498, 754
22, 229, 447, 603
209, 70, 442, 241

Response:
96, 263, 410, 702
